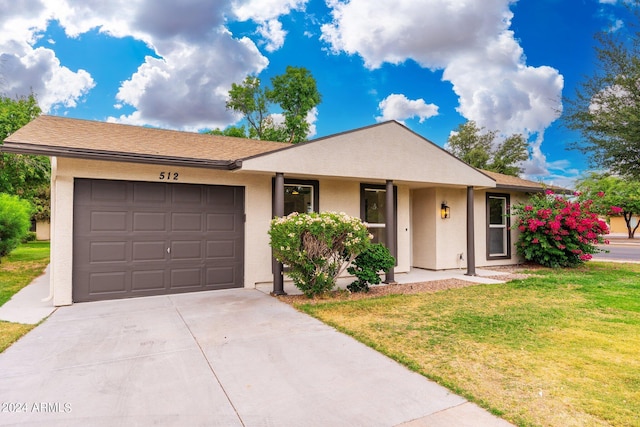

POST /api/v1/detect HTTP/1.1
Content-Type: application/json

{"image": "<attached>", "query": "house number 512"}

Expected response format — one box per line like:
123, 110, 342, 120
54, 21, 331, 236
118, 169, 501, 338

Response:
159, 172, 179, 181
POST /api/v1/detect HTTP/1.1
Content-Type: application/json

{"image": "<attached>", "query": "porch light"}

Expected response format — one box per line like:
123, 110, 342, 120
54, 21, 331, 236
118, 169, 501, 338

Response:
441, 202, 450, 219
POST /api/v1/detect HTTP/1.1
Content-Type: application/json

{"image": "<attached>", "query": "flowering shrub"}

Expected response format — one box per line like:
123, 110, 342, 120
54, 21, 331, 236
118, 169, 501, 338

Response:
511, 190, 610, 268
269, 212, 371, 297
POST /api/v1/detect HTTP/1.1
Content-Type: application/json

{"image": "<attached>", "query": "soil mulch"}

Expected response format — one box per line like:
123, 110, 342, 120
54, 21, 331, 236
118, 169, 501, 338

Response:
277, 264, 544, 305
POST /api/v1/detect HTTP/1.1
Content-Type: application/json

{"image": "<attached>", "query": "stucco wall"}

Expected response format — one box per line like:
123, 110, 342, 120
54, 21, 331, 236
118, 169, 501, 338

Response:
51, 159, 413, 305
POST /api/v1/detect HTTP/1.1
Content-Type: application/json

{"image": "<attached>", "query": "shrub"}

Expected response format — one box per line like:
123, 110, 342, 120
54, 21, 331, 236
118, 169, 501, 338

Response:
511, 190, 610, 268
269, 212, 371, 297
347, 243, 396, 293
0, 193, 33, 259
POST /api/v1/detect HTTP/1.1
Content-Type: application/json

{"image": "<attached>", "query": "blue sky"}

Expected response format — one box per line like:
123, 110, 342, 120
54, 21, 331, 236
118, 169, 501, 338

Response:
0, 0, 635, 187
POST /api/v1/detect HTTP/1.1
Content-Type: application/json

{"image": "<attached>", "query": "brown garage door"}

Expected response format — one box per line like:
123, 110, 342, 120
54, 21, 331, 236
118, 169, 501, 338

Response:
73, 179, 244, 302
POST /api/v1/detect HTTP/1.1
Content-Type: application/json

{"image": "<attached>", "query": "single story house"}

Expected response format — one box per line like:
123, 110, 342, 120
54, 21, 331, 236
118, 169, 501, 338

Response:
3, 116, 550, 306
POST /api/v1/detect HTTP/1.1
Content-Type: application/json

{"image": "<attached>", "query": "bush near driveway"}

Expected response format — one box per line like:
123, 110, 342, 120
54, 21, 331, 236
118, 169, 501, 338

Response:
269, 212, 371, 297
0, 193, 33, 259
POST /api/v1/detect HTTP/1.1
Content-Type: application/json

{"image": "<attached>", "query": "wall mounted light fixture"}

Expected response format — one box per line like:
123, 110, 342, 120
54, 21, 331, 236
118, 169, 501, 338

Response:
441, 202, 450, 219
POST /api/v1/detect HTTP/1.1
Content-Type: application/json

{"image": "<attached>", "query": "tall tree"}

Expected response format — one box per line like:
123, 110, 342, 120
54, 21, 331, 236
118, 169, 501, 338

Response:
0, 93, 50, 219
225, 66, 321, 143
564, 4, 640, 179
268, 66, 321, 143
576, 173, 640, 238
446, 121, 528, 176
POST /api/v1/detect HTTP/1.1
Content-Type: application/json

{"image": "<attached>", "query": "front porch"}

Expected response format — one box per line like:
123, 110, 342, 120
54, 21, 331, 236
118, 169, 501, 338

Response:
255, 267, 512, 296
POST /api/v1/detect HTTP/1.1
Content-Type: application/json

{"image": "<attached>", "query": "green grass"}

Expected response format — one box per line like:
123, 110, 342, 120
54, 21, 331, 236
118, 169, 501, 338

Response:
297, 262, 640, 427
0, 241, 50, 352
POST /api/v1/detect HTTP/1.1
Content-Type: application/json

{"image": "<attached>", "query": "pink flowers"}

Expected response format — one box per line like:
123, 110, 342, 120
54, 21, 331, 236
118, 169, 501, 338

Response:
512, 192, 609, 268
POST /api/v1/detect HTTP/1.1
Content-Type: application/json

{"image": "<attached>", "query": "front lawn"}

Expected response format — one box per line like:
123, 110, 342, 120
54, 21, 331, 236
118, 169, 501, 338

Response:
296, 262, 640, 427
0, 241, 50, 352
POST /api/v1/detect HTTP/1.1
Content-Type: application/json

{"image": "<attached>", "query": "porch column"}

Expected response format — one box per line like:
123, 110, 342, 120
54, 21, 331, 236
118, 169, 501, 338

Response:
384, 179, 396, 283
272, 172, 286, 295
466, 185, 476, 276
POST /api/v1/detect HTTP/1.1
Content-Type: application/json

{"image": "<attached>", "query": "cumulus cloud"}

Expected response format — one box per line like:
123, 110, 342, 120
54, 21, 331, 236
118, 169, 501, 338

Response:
375, 94, 439, 124
321, 0, 563, 135
0, 0, 303, 129
321, 0, 564, 177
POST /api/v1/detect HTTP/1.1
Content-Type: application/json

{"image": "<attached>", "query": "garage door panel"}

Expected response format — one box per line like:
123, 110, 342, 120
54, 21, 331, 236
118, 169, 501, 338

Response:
133, 212, 166, 232
74, 179, 244, 302
90, 241, 127, 263
206, 266, 240, 288
206, 213, 237, 231
170, 268, 202, 288
90, 180, 128, 202
170, 241, 202, 260
206, 186, 238, 207
91, 211, 127, 232
131, 270, 166, 291
88, 272, 127, 294
171, 184, 202, 204
206, 240, 236, 259
133, 182, 167, 204
132, 241, 166, 262
171, 212, 203, 232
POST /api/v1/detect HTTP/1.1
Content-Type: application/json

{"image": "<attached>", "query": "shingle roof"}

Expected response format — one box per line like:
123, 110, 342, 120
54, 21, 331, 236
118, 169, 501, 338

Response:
479, 169, 568, 193
2, 115, 289, 169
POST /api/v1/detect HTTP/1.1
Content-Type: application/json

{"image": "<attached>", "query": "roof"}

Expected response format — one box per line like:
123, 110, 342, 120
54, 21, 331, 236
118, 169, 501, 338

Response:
2, 115, 289, 169
479, 169, 568, 193
241, 121, 496, 188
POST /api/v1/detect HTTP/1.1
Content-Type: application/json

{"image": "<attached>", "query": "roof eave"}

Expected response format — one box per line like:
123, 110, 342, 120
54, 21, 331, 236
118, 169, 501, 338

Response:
1, 143, 240, 170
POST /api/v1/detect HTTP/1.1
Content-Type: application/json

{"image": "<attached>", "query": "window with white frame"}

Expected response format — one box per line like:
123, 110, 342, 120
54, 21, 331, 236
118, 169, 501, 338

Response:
487, 194, 510, 259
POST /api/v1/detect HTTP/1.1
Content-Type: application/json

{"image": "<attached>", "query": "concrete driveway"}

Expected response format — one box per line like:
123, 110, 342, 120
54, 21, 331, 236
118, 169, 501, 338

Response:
0, 289, 512, 426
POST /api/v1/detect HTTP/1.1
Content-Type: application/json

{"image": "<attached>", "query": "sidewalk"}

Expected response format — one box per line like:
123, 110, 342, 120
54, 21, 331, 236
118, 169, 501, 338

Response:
0, 266, 57, 324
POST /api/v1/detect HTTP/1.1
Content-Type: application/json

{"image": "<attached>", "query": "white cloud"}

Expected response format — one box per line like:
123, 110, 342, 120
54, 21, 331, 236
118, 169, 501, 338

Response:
257, 19, 287, 52
321, 0, 564, 174
375, 93, 439, 124
0, 0, 310, 129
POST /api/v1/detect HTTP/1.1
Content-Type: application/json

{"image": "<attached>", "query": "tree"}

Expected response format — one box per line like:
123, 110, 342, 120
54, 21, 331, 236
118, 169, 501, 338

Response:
446, 121, 529, 176
564, 6, 640, 179
225, 66, 321, 143
576, 173, 640, 238
0, 94, 50, 220
206, 125, 248, 138
268, 66, 321, 143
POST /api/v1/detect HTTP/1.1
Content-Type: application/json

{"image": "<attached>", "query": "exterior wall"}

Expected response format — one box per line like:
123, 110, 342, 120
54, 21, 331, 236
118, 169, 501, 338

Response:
609, 215, 639, 234
473, 189, 528, 267
51, 160, 414, 304
35, 221, 51, 240
411, 187, 467, 270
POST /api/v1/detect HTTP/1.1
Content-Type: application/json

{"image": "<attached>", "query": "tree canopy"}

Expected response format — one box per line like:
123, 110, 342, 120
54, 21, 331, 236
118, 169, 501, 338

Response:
0, 93, 50, 220
224, 66, 321, 143
564, 4, 640, 179
446, 121, 529, 176
576, 173, 640, 238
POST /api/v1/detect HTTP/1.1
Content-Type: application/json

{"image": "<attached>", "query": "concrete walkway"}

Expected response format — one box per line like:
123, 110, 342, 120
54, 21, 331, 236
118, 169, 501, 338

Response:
0, 288, 513, 426
0, 265, 56, 324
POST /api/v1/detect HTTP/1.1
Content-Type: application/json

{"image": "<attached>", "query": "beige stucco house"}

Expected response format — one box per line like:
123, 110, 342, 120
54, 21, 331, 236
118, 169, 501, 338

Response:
3, 115, 549, 306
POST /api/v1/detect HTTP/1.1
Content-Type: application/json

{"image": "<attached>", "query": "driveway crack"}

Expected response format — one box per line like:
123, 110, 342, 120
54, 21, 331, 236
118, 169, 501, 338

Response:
173, 303, 245, 427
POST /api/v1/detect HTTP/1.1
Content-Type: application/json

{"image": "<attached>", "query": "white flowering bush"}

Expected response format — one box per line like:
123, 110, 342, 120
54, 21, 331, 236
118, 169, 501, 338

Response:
269, 212, 371, 297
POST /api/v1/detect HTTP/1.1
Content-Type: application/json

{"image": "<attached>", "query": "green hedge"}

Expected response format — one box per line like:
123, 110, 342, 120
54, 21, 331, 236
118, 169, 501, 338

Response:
0, 193, 33, 258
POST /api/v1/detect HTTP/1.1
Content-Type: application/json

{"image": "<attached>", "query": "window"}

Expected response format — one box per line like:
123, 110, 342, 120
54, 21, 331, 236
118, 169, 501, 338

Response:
487, 193, 510, 259
362, 187, 387, 245
273, 179, 319, 216
360, 184, 397, 258
284, 184, 314, 215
